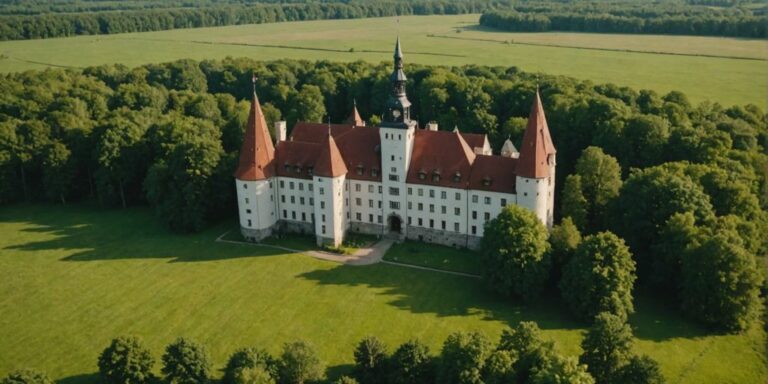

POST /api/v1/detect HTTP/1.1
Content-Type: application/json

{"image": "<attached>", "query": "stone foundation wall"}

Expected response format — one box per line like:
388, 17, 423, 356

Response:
240, 226, 273, 242
466, 235, 482, 251
405, 226, 469, 249
350, 222, 386, 236
277, 220, 314, 235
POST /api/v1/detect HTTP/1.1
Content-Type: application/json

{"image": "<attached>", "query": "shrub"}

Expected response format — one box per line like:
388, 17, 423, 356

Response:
0, 369, 53, 384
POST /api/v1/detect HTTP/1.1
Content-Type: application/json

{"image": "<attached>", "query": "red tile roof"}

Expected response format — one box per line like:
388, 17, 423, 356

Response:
517, 90, 556, 179
461, 132, 487, 150
275, 141, 320, 180
345, 105, 364, 126
469, 155, 518, 193
290, 123, 381, 181
406, 130, 476, 188
314, 132, 348, 177
234, 93, 275, 181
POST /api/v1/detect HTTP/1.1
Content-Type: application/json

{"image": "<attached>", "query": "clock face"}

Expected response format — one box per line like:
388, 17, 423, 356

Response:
392, 109, 401, 119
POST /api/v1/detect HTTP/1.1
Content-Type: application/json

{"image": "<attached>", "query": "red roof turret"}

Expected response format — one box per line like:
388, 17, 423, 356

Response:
234, 91, 275, 180
517, 90, 556, 179
314, 130, 348, 178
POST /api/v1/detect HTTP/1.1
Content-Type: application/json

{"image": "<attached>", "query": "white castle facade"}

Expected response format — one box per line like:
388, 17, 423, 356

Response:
234, 38, 556, 249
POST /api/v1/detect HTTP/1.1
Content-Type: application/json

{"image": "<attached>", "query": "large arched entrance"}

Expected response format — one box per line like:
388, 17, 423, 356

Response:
388, 214, 402, 234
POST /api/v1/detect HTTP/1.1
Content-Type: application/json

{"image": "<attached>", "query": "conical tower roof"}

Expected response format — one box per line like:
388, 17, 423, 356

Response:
345, 100, 364, 126
314, 131, 348, 178
501, 139, 519, 158
234, 91, 275, 180
517, 90, 556, 178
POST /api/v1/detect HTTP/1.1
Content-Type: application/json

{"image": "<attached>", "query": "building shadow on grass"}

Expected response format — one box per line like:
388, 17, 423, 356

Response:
1, 204, 286, 263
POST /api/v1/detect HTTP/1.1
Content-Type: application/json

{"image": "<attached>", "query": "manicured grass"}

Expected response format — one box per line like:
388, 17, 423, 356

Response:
0, 15, 764, 106
383, 240, 483, 275
0, 204, 765, 383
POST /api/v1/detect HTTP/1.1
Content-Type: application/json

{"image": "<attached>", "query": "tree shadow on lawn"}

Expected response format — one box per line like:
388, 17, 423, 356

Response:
56, 372, 98, 384
0, 204, 285, 262
298, 264, 712, 342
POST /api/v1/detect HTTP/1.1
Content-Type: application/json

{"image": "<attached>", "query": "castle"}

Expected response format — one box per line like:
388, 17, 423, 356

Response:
234, 38, 556, 250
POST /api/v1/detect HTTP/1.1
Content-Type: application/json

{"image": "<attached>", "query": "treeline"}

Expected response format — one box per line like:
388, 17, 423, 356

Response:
0, 0, 499, 41
1, 318, 664, 383
479, 9, 768, 37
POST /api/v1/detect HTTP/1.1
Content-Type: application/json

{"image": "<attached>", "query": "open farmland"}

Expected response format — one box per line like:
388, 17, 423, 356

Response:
0, 204, 765, 383
0, 14, 765, 106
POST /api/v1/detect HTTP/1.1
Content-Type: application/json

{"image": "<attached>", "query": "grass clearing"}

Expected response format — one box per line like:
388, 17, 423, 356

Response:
0, 15, 764, 106
383, 240, 483, 275
0, 204, 765, 383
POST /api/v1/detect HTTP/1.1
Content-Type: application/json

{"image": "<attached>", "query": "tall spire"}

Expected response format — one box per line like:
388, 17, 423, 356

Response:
381, 36, 412, 128
517, 90, 556, 179
345, 99, 364, 126
234, 81, 275, 180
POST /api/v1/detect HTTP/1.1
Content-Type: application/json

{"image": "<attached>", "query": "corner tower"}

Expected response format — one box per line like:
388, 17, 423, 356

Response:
379, 36, 416, 238
313, 130, 348, 247
515, 90, 556, 228
234, 79, 277, 241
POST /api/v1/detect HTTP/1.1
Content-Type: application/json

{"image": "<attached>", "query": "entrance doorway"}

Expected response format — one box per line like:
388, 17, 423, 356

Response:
388, 215, 402, 234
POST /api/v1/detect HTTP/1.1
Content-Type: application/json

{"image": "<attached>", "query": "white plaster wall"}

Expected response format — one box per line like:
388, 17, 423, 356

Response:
313, 175, 346, 245
236, 179, 276, 230
274, 177, 315, 225
380, 126, 415, 234
515, 176, 550, 226
405, 184, 469, 235
466, 190, 516, 237
347, 179, 384, 227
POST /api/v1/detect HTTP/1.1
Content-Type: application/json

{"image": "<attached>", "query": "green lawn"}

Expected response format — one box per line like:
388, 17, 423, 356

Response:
0, 204, 765, 383
0, 15, 765, 107
383, 240, 483, 275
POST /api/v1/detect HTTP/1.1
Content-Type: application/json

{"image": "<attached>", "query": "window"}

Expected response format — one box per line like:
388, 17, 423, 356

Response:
378, 215, 383, 223
309, 198, 314, 206
356, 198, 361, 206
291, 211, 296, 220
418, 171, 426, 180
484, 196, 491, 205
308, 167, 314, 176
356, 165, 364, 176
429, 190, 435, 198
391, 155, 395, 161
308, 184, 313, 192
290, 196, 295, 204
398, 134, 402, 140
369, 199, 373, 208
300, 197, 305, 205
390, 201, 400, 209
455, 207, 460, 216
455, 192, 461, 201
472, 195, 478, 203
441, 206, 447, 214
418, 188, 424, 197
454, 222, 460, 232
501, 198, 507, 207
369, 214, 373, 223
429, 204, 434, 213
247, 219, 252, 227
282, 210, 287, 218
289, 181, 294, 190
355, 184, 361, 192
432, 172, 440, 182
441, 191, 447, 199
418, 203, 423, 211
524, 192, 528, 196
408, 187, 412, 195
441, 220, 446, 230
246, 209, 251, 214
302, 212, 306, 221
368, 185, 374, 193
378, 186, 382, 193
281, 195, 286, 203
408, 217, 412, 225
372, 168, 379, 177
407, 202, 412, 210
471, 225, 477, 235
299, 183, 303, 191
389, 174, 399, 181
322, 214, 326, 222
345, 198, 348, 206
472, 211, 477, 219
320, 201, 325, 209
356, 213, 361, 221
245, 198, 249, 204
418, 218, 423, 226
319, 187, 324, 195
484, 212, 490, 221
280, 180, 285, 188
453, 172, 461, 182
378, 200, 382, 208
391, 167, 397, 173
243, 184, 248, 189
284, 164, 291, 172
389, 187, 399, 196
429, 219, 434, 228
322, 225, 326, 234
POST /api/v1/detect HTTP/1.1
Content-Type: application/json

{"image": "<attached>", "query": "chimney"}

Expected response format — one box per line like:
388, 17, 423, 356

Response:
426, 121, 438, 131
275, 121, 287, 143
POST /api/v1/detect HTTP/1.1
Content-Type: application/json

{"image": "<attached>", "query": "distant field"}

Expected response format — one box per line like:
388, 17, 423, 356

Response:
0, 15, 765, 107
0, 204, 766, 383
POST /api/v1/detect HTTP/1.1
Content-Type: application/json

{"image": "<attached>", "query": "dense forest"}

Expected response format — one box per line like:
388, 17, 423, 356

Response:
0, 57, 766, 331
0, 0, 766, 40
479, 1, 768, 37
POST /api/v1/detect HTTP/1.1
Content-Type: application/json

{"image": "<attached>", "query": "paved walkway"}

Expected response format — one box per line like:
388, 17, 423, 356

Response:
216, 230, 479, 278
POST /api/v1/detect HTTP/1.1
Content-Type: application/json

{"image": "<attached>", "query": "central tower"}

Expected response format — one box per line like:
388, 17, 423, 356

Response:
379, 36, 416, 237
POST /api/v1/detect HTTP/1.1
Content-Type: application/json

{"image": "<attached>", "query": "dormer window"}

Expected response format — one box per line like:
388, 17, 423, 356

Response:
453, 172, 461, 182
356, 164, 364, 176
294, 165, 302, 173
284, 163, 291, 172
371, 168, 379, 177
482, 177, 492, 187
432, 170, 441, 182
417, 170, 426, 180
307, 167, 314, 176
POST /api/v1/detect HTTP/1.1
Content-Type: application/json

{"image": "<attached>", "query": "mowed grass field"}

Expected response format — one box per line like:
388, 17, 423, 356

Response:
0, 204, 765, 383
0, 15, 765, 107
